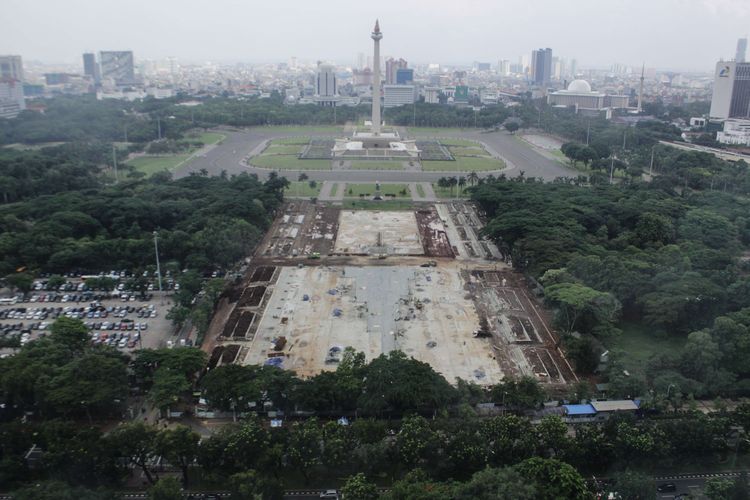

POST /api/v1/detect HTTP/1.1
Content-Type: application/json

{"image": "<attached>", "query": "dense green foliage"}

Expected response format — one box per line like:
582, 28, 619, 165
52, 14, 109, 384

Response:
474, 178, 750, 398
0, 173, 285, 275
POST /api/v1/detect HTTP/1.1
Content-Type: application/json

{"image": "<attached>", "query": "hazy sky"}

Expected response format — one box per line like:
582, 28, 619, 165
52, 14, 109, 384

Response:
3, 0, 748, 71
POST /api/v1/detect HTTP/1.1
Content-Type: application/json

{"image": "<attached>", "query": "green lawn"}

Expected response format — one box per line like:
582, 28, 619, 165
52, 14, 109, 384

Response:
195, 132, 226, 145
125, 154, 191, 175
284, 181, 322, 198
349, 161, 405, 170
432, 184, 471, 198
439, 138, 479, 147
270, 137, 311, 145
414, 184, 426, 198
338, 199, 414, 210
604, 322, 684, 373
449, 146, 486, 156
345, 183, 410, 198
250, 154, 330, 170
329, 183, 339, 197
265, 144, 303, 155
422, 156, 505, 172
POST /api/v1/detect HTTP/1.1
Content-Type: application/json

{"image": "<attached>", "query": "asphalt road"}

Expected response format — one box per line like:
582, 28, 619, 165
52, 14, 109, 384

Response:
172, 127, 578, 182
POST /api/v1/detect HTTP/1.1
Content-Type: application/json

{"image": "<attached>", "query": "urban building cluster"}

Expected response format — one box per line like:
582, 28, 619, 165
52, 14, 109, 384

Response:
0, 27, 721, 124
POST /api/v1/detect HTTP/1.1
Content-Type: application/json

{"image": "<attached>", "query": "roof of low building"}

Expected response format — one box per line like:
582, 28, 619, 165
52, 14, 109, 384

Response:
591, 400, 639, 412
563, 404, 597, 416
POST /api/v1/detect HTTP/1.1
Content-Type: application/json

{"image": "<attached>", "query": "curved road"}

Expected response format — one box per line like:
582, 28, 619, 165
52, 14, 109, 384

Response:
172, 127, 577, 182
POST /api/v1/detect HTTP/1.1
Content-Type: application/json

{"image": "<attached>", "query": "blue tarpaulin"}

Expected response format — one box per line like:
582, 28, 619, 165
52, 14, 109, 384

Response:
563, 404, 596, 416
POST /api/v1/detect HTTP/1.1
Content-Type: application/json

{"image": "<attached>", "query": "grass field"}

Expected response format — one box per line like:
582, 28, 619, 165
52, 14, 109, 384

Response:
422, 156, 505, 172
432, 184, 471, 198
329, 183, 339, 198
338, 199, 414, 210
194, 132, 225, 145
414, 184, 426, 198
344, 183, 410, 198
604, 322, 683, 373
349, 161, 405, 170
284, 181, 322, 198
251, 154, 330, 170
125, 155, 191, 175
439, 138, 479, 147
270, 137, 311, 145
449, 146, 486, 156
265, 144, 304, 155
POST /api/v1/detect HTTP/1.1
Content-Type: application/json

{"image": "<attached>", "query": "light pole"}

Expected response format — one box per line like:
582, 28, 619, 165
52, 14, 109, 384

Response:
153, 231, 163, 304
609, 155, 616, 185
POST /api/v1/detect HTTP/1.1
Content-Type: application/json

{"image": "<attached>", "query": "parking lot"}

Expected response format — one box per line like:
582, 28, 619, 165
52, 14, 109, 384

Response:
0, 279, 177, 353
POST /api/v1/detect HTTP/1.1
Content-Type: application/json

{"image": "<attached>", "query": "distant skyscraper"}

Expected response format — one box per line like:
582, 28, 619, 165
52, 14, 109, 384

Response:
531, 48, 552, 86
83, 53, 96, 77
570, 59, 578, 79
0, 55, 23, 81
316, 63, 337, 106
710, 60, 750, 119
498, 59, 510, 76
737, 38, 748, 63
99, 51, 135, 85
357, 52, 365, 70
385, 57, 407, 85
0, 55, 25, 119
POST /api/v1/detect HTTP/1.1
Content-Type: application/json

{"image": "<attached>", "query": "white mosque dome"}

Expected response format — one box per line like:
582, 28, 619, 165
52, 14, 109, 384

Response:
567, 79, 592, 93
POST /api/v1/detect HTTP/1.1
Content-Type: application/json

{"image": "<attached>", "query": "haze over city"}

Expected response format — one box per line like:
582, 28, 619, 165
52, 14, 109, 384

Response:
2, 0, 749, 70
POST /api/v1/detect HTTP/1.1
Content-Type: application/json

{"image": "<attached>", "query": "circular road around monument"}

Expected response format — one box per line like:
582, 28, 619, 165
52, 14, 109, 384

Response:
171, 126, 578, 182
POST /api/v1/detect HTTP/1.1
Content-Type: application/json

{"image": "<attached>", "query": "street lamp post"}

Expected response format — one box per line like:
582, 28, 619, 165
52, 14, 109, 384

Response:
153, 231, 163, 304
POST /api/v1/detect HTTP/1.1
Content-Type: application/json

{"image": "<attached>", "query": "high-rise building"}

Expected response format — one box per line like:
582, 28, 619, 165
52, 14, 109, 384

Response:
99, 51, 135, 85
357, 52, 365, 70
498, 59, 510, 76
385, 57, 407, 85
737, 38, 748, 63
395, 68, 414, 85
570, 59, 578, 79
531, 48, 552, 86
0, 55, 23, 81
710, 60, 750, 120
315, 63, 337, 106
0, 55, 25, 119
83, 53, 97, 78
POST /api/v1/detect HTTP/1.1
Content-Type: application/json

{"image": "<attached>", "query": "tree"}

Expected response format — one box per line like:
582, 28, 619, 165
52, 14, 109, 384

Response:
513, 457, 590, 500
610, 470, 654, 500
565, 335, 601, 374
286, 418, 322, 481
454, 467, 538, 499
504, 120, 520, 135
545, 282, 621, 335
49, 317, 90, 350
12, 481, 114, 500
298, 173, 308, 182
148, 369, 190, 413
227, 470, 283, 500
154, 426, 200, 488
107, 423, 159, 485
468, 171, 479, 186
4, 272, 34, 296
341, 473, 379, 500
148, 477, 183, 500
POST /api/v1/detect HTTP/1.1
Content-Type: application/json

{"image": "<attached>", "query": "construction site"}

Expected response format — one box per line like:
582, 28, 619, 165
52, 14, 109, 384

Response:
204, 200, 576, 386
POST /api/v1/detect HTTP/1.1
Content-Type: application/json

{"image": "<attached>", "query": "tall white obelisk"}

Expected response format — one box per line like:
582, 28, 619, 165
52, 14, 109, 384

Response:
371, 20, 382, 135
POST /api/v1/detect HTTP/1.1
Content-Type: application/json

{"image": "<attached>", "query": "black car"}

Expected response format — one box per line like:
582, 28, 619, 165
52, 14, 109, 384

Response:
657, 482, 677, 493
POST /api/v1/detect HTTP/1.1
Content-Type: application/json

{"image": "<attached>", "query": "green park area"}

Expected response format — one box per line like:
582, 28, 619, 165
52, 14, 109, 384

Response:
432, 183, 471, 198
125, 131, 226, 176
251, 154, 330, 170
349, 160, 405, 170
339, 199, 414, 210
284, 181, 322, 198
604, 323, 683, 374
438, 138, 479, 147
125, 154, 191, 176
420, 140, 505, 172
269, 136, 311, 145
344, 183, 410, 198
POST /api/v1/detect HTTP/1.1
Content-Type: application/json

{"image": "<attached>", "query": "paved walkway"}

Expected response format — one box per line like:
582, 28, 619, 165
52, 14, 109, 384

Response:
409, 182, 437, 202
318, 181, 344, 202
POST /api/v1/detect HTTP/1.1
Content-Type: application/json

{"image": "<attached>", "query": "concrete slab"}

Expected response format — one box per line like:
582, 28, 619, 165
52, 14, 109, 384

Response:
242, 264, 504, 384
334, 210, 423, 255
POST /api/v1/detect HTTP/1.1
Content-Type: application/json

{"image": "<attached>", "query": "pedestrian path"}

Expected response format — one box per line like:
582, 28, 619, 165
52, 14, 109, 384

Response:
409, 182, 437, 202
319, 181, 345, 202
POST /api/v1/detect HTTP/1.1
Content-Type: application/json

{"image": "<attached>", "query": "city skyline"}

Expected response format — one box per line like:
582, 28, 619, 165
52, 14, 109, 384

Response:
2, 0, 749, 72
